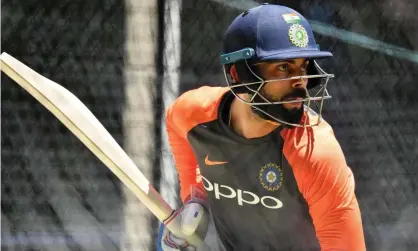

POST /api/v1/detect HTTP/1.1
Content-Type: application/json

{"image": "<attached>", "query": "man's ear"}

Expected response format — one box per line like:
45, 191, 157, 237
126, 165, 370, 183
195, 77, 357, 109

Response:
229, 64, 240, 83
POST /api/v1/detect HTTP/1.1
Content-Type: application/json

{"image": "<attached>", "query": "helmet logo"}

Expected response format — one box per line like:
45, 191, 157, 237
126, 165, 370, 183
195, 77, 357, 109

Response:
282, 13, 301, 24
288, 24, 309, 47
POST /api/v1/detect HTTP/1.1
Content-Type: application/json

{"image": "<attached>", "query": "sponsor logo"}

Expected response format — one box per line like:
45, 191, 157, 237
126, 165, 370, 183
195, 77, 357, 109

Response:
259, 162, 283, 191
201, 175, 283, 209
204, 155, 228, 166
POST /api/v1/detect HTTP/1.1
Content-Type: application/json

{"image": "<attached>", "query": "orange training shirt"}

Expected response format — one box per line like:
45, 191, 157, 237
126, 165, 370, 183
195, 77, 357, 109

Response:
165, 86, 366, 251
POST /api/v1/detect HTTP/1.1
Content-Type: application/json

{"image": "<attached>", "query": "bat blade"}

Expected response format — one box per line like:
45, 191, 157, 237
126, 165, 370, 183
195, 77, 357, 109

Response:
0, 52, 208, 250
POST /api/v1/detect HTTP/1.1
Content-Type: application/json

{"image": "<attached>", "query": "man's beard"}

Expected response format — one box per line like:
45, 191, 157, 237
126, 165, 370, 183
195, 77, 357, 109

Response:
250, 88, 306, 128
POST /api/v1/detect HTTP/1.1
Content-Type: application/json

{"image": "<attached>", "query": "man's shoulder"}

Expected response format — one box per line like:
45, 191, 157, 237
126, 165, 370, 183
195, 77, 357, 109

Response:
168, 86, 229, 117
173, 86, 229, 109
308, 113, 335, 138
282, 112, 345, 167
302, 107, 336, 139
165, 86, 230, 136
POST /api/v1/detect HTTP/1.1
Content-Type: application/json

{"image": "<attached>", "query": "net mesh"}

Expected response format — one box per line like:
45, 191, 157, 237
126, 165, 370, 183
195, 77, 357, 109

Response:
2, 0, 418, 250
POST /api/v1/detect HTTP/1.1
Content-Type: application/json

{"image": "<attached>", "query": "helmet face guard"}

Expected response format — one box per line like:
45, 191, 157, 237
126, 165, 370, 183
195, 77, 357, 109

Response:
220, 48, 335, 128
220, 5, 335, 128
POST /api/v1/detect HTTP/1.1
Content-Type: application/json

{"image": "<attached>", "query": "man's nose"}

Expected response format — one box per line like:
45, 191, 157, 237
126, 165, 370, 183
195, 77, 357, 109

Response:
291, 78, 308, 89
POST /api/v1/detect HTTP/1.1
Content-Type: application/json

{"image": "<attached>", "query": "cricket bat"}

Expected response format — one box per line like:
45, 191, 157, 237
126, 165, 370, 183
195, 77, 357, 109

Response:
0, 52, 209, 250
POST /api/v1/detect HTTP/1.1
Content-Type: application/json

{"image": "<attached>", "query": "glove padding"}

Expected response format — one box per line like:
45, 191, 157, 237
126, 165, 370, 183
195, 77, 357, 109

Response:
157, 202, 209, 251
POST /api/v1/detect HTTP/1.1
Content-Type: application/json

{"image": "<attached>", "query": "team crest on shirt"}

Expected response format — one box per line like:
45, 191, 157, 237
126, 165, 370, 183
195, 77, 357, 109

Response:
259, 163, 283, 191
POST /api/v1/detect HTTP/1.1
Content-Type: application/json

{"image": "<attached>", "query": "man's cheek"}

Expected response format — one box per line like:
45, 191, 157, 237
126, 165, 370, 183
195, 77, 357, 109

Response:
261, 90, 283, 102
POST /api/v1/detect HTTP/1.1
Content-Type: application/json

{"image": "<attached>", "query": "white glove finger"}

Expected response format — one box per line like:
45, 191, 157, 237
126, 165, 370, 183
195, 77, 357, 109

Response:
186, 246, 197, 251
165, 232, 197, 251
181, 202, 205, 236
167, 232, 188, 247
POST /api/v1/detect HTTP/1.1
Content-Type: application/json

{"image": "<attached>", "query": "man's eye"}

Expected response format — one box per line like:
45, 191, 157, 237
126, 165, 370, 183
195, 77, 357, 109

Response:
300, 62, 309, 72
277, 64, 288, 71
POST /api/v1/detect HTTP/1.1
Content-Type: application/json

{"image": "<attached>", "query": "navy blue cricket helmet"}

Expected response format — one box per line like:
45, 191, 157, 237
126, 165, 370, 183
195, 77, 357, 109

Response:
220, 4, 334, 127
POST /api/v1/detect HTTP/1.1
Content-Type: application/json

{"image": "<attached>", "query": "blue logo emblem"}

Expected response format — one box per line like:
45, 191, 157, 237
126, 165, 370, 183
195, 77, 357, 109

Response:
259, 163, 283, 191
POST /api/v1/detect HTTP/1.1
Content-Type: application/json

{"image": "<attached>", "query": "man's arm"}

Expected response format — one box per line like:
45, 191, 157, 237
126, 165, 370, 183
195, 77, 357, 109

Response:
165, 86, 228, 202
282, 121, 366, 251
157, 98, 215, 251
165, 103, 205, 203
306, 155, 366, 251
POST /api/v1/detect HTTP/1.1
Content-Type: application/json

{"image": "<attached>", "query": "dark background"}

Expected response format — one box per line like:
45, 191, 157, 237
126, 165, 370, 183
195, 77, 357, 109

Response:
2, 0, 417, 250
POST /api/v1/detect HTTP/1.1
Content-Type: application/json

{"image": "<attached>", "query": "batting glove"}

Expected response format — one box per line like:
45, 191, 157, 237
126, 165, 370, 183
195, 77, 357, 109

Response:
157, 187, 209, 251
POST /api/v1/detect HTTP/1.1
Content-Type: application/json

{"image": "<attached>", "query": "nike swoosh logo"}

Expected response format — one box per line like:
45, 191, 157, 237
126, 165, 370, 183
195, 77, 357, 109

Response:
205, 155, 228, 166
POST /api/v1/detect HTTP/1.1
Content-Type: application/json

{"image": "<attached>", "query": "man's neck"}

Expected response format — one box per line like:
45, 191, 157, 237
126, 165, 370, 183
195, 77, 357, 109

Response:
229, 94, 280, 139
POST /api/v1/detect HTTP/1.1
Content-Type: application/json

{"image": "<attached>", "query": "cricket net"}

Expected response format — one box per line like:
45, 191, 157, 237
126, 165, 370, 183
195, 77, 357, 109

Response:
2, 0, 418, 250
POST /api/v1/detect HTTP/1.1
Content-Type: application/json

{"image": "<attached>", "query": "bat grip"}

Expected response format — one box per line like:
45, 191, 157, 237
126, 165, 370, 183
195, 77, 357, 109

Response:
165, 214, 210, 251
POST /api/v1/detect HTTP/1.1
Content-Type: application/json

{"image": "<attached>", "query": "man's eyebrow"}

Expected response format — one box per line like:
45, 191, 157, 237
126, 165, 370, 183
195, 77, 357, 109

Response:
274, 59, 309, 64
253, 59, 309, 67
277, 60, 296, 64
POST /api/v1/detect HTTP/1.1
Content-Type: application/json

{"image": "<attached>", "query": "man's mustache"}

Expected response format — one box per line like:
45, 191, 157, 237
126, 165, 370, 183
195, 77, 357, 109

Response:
281, 88, 307, 101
